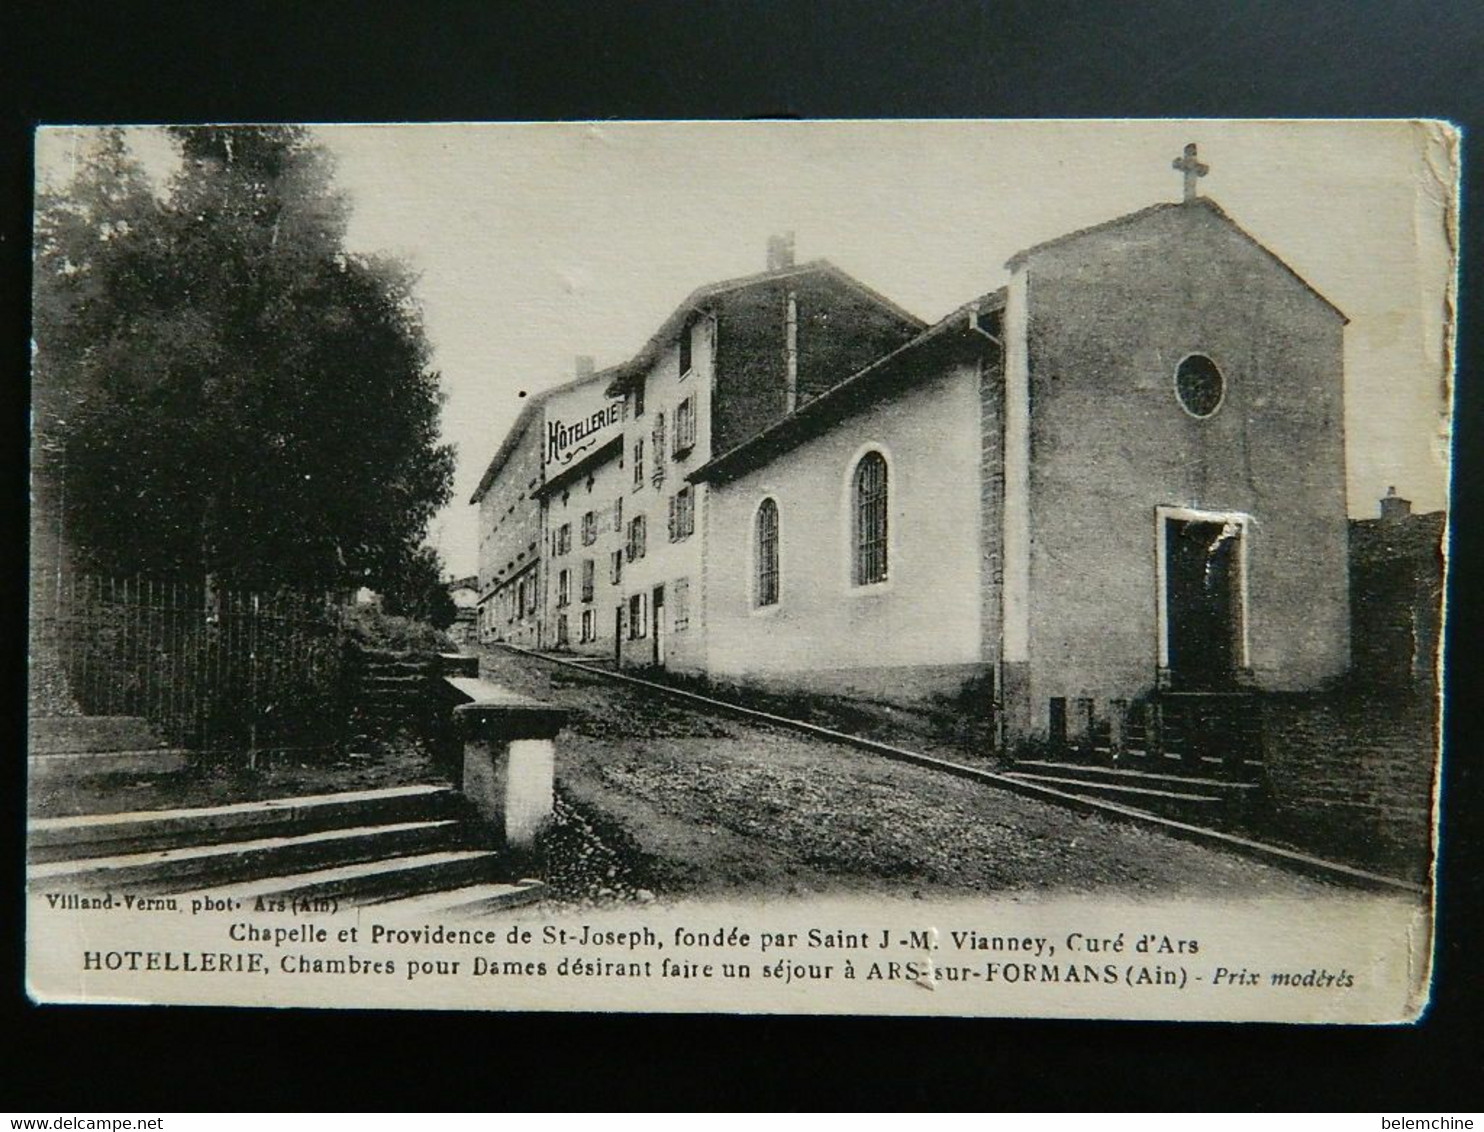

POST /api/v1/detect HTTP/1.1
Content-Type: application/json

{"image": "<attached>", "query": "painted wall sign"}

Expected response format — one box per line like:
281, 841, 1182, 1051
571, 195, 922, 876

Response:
545, 399, 624, 468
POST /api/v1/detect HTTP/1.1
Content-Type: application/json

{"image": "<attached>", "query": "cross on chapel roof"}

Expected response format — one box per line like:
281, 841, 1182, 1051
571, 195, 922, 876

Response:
1172, 142, 1209, 202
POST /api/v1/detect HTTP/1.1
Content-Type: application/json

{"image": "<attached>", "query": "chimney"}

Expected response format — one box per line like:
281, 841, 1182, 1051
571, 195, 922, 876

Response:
766, 231, 796, 271
574, 355, 595, 379
1380, 485, 1412, 522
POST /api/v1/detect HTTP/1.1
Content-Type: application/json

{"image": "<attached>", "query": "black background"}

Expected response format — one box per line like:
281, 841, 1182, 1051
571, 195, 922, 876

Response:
2, 0, 1480, 1112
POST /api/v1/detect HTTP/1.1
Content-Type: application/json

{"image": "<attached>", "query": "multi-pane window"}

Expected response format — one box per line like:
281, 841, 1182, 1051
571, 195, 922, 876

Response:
853, 451, 889, 585
610, 549, 623, 586
581, 510, 597, 546
612, 496, 623, 533
673, 577, 690, 631
557, 568, 571, 607
580, 608, 596, 643
633, 381, 645, 418
632, 438, 644, 488
626, 514, 647, 562
668, 485, 695, 542
678, 318, 694, 376
628, 592, 648, 639
674, 396, 696, 456
581, 558, 595, 603
651, 411, 667, 485
555, 523, 572, 556
756, 497, 780, 607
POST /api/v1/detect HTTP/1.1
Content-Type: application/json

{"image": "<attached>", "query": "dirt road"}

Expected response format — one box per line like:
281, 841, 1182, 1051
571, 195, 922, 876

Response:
480, 648, 1338, 900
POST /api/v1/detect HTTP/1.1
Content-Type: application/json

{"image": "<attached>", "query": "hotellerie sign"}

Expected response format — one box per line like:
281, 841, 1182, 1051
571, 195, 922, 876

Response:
545, 396, 624, 469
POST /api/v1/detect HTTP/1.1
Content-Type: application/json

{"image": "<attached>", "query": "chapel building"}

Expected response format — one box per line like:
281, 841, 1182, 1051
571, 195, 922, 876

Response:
472, 156, 1351, 757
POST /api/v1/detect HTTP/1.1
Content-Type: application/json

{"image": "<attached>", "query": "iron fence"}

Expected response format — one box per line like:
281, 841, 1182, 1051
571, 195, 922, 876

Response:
30, 571, 356, 759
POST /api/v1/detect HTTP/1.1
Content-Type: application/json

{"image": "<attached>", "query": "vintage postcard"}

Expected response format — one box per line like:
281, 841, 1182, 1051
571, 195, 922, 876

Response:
26, 119, 1455, 1020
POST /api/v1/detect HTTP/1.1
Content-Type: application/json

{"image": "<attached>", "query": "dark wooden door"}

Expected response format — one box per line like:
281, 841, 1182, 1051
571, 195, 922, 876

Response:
1165, 518, 1239, 690
652, 585, 666, 667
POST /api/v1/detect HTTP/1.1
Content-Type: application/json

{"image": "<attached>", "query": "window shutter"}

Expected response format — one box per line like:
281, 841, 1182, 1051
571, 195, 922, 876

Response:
668, 495, 677, 542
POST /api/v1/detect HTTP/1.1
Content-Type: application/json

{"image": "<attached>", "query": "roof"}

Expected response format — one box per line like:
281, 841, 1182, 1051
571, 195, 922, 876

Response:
1006, 197, 1348, 324
472, 260, 921, 502
468, 396, 546, 505
468, 365, 624, 504
604, 259, 926, 396
689, 289, 1004, 486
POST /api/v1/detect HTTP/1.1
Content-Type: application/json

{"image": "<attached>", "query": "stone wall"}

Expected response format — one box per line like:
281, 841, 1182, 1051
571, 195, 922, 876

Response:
711, 272, 920, 456
1349, 510, 1445, 691
1261, 688, 1437, 881
477, 417, 544, 647
978, 350, 1005, 701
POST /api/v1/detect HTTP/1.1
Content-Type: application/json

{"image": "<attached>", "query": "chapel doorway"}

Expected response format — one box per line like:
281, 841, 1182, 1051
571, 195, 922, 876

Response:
1163, 516, 1243, 690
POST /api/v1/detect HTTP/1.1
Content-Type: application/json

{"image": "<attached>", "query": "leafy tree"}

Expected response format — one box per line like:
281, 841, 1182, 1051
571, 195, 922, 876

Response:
33, 126, 455, 595
379, 544, 458, 630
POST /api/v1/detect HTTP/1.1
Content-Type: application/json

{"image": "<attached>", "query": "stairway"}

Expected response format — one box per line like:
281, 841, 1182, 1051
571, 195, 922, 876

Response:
351, 650, 437, 741
27, 783, 545, 914
1002, 760, 1263, 824
29, 714, 192, 781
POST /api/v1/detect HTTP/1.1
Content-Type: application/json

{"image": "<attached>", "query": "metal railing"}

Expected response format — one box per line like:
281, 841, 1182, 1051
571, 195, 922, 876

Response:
30, 571, 355, 759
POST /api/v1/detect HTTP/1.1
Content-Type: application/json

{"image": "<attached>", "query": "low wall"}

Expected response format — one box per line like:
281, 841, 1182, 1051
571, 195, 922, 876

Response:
672, 662, 995, 755
729, 662, 990, 712
1260, 689, 1437, 881
441, 674, 567, 851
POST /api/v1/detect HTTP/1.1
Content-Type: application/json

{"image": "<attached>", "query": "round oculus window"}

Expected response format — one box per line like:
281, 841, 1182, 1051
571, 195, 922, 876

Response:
1175, 354, 1224, 418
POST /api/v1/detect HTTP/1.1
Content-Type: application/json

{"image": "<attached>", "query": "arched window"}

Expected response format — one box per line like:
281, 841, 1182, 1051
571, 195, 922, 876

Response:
853, 451, 889, 585
755, 498, 780, 607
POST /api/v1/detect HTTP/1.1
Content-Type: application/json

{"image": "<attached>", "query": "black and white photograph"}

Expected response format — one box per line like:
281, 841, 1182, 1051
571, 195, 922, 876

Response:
25, 119, 1455, 1021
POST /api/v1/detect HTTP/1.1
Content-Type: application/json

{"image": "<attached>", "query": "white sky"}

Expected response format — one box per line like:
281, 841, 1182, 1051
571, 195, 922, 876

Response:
38, 120, 1456, 577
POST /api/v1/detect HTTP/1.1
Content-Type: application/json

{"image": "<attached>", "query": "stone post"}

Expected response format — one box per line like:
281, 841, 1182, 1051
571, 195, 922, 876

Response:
446, 679, 568, 850
1108, 700, 1128, 760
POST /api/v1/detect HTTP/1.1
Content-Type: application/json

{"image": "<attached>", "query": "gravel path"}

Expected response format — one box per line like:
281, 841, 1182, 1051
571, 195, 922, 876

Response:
482, 648, 1338, 900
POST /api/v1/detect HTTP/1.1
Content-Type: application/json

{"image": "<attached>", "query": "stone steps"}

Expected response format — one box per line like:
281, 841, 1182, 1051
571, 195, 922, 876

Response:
168, 849, 512, 906
27, 784, 461, 862
1003, 770, 1224, 806
368, 878, 547, 916
1003, 758, 1262, 822
355, 654, 435, 727
27, 780, 535, 908
1013, 760, 1262, 792
29, 748, 194, 782
29, 817, 467, 893
30, 715, 166, 754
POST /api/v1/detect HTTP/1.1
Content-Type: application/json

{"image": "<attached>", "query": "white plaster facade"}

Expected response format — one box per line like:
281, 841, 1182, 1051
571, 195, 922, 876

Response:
615, 316, 715, 673
703, 362, 985, 701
